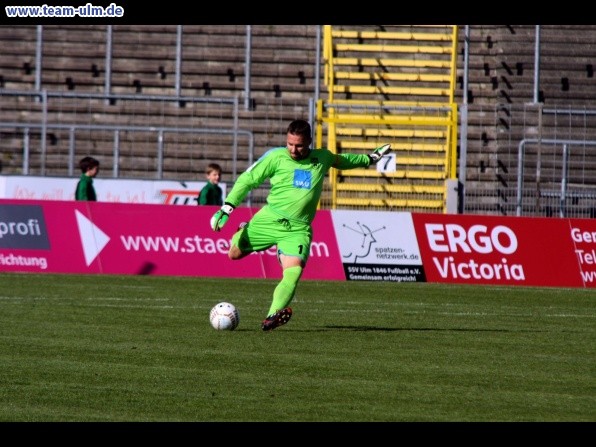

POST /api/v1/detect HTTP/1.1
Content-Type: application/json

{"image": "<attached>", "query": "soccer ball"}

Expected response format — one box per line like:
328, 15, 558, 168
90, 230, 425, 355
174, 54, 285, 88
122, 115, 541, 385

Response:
209, 302, 240, 331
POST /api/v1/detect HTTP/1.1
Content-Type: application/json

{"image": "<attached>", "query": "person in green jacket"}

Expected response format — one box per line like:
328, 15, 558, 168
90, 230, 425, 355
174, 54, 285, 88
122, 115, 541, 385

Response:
210, 119, 391, 331
198, 163, 223, 206
75, 156, 100, 201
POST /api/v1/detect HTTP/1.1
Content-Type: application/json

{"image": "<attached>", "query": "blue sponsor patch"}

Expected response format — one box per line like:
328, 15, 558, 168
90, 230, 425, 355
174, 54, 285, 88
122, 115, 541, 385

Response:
293, 170, 312, 189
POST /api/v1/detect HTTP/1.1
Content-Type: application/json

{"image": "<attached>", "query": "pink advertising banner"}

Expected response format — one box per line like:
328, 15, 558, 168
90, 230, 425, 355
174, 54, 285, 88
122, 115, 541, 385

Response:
1, 199, 595, 288
0, 199, 345, 280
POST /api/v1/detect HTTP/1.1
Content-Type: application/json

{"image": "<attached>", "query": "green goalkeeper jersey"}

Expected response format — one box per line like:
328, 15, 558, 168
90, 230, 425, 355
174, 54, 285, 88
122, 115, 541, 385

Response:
225, 147, 370, 224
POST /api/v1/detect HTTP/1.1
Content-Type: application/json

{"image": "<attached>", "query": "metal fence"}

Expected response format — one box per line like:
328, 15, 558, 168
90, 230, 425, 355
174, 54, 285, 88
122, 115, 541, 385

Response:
2, 90, 596, 217
461, 103, 596, 218
0, 89, 252, 178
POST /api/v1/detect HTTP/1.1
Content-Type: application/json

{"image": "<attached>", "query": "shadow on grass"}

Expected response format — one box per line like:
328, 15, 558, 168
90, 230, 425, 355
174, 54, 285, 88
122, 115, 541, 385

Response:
320, 325, 543, 333
227, 326, 544, 333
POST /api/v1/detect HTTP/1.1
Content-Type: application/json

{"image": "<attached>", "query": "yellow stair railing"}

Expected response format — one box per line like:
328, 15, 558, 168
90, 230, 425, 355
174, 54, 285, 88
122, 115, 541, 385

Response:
317, 25, 459, 213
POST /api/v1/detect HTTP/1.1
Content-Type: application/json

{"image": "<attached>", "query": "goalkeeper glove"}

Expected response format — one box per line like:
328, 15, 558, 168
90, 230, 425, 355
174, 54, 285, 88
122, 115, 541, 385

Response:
210, 203, 235, 232
369, 144, 392, 164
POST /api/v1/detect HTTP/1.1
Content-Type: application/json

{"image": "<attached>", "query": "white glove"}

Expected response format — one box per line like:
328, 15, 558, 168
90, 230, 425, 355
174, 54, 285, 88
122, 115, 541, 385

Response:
369, 144, 392, 164
210, 203, 234, 232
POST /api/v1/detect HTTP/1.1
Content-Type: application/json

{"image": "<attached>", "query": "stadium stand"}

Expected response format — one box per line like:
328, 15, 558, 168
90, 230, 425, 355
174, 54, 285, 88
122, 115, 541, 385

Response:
461, 25, 596, 217
0, 25, 595, 216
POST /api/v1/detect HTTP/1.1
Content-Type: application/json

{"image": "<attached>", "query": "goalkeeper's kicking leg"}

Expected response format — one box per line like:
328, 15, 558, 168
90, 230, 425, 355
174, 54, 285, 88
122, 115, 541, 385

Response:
259, 254, 303, 331
227, 212, 308, 331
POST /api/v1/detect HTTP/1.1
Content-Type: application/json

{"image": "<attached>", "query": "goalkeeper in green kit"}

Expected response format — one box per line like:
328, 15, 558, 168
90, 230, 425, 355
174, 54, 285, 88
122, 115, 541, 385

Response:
210, 119, 391, 331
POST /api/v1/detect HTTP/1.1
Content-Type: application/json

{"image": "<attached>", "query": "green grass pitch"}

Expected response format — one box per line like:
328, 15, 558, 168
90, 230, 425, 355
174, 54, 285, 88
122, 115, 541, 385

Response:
0, 272, 594, 422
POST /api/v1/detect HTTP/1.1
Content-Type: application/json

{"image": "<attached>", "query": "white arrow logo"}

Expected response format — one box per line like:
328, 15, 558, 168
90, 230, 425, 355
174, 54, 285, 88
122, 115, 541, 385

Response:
75, 210, 110, 266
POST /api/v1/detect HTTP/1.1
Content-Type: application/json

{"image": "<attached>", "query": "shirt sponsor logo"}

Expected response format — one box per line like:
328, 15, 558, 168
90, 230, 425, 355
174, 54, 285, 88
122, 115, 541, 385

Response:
293, 170, 312, 189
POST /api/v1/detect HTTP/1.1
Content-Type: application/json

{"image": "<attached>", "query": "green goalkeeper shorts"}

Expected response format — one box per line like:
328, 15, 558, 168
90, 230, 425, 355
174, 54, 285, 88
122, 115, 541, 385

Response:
231, 206, 312, 263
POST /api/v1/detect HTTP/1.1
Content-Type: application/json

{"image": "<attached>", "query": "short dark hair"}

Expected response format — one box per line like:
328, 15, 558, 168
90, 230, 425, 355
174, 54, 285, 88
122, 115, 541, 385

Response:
206, 163, 222, 174
287, 119, 312, 143
79, 156, 99, 173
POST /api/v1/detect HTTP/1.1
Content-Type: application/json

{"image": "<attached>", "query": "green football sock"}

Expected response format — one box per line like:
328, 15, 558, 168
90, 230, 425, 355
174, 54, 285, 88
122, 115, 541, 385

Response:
268, 266, 303, 316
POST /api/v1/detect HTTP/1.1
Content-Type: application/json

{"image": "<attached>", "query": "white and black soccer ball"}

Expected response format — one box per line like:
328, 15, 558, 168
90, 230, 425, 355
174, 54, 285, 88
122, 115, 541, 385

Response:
209, 302, 240, 331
